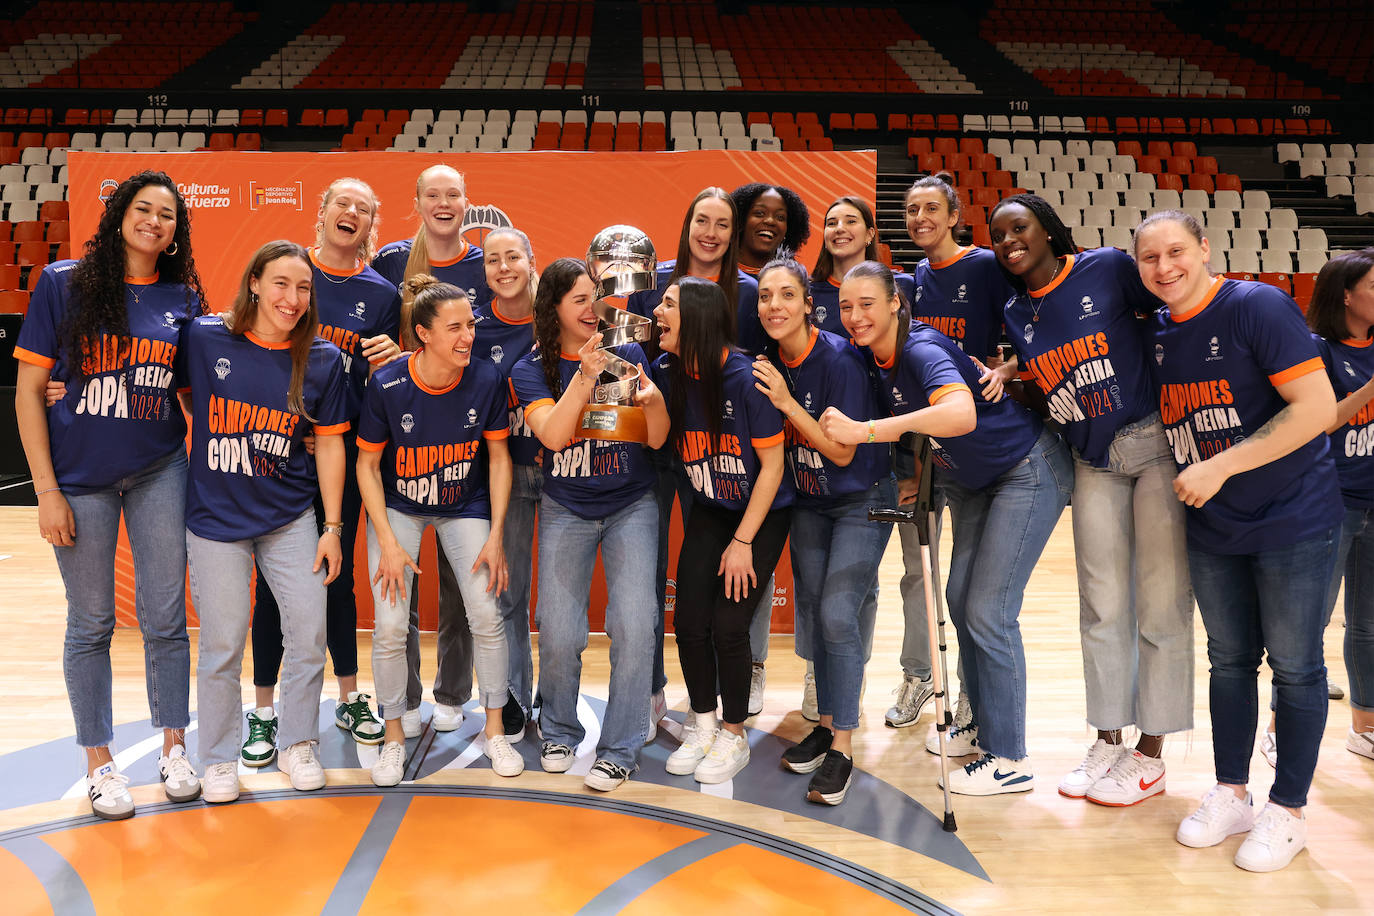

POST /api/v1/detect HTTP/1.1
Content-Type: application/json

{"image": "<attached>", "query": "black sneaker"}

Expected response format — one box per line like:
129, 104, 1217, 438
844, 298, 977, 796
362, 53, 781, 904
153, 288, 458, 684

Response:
503, 693, 527, 743
806, 750, 853, 806
781, 725, 833, 774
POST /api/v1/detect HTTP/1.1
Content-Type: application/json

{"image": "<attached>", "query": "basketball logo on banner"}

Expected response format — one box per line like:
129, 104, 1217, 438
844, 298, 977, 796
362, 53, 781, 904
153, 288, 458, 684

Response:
463, 203, 513, 248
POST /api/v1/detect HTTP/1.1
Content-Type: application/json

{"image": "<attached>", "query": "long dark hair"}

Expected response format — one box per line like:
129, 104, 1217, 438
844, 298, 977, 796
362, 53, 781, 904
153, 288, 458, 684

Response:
812, 196, 880, 284
664, 276, 736, 456
1308, 247, 1374, 341
845, 260, 911, 348
667, 187, 740, 315
907, 171, 963, 250
532, 257, 593, 400
64, 170, 206, 377
988, 193, 1078, 293
224, 240, 319, 421
729, 182, 812, 257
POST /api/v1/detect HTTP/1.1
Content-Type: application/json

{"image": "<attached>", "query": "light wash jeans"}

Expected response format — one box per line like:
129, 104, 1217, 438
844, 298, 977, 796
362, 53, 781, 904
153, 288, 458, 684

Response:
189, 510, 325, 767
789, 479, 896, 730
1071, 415, 1194, 735
496, 463, 540, 714
536, 491, 657, 770
56, 448, 190, 747
940, 430, 1073, 760
1330, 508, 1374, 712
1189, 526, 1338, 808
369, 509, 508, 715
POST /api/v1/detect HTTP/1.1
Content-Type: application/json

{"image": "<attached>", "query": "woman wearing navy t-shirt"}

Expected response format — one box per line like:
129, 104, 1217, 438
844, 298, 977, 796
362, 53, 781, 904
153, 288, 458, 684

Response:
246, 177, 403, 766
1136, 211, 1341, 873
989, 194, 1193, 808
15, 171, 206, 819
653, 276, 791, 785
750, 257, 893, 805
808, 196, 915, 339
357, 274, 522, 787
511, 258, 669, 792
820, 261, 1073, 796
183, 241, 350, 805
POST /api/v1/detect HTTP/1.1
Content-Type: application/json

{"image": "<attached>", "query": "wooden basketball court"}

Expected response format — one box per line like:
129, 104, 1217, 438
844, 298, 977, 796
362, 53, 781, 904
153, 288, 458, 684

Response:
0, 505, 1368, 914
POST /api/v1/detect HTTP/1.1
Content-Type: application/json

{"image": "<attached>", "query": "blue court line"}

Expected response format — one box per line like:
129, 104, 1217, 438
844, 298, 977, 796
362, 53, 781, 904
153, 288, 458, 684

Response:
2, 834, 96, 916
573, 833, 739, 915
319, 794, 413, 915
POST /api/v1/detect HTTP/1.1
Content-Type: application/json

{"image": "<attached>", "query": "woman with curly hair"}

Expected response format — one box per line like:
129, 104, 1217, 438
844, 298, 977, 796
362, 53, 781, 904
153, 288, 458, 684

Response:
729, 182, 811, 277
15, 170, 207, 819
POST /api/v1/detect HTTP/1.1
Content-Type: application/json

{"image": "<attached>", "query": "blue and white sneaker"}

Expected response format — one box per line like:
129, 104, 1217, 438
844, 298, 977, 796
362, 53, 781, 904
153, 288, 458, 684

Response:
942, 752, 1034, 796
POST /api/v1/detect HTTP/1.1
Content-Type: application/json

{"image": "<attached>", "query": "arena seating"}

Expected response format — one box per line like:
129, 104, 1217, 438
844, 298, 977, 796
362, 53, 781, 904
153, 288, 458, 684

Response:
1225, 1, 1371, 87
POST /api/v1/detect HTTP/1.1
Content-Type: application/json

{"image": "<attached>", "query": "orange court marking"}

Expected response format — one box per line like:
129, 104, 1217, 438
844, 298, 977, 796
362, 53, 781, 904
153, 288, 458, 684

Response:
0, 847, 54, 916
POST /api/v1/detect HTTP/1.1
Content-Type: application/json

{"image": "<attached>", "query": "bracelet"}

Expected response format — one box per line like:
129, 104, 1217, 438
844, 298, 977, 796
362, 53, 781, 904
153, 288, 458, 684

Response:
866, 419, 877, 444
35, 486, 60, 496
322, 522, 344, 536
732, 535, 752, 546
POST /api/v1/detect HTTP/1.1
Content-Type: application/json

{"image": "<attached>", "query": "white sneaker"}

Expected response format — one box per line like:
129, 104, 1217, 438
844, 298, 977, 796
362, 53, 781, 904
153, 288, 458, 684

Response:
645, 690, 667, 745
371, 741, 406, 787
485, 733, 525, 777
943, 753, 1034, 795
279, 740, 326, 791
666, 709, 718, 775
953, 690, 972, 728
801, 668, 819, 721
202, 760, 240, 804
1176, 785, 1255, 848
1234, 803, 1307, 872
926, 721, 978, 756
884, 674, 935, 728
1086, 749, 1166, 807
87, 762, 134, 820
401, 708, 422, 738
1348, 727, 1374, 760
540, 741, 575, 773
747, 664, 766, 716
694, 729, 750, 784
584, 758, 633, 792
1259, 730, 1277, 768
432, 703, 463, 732
158, 744, 201, 803
1058, 739, 1126, 799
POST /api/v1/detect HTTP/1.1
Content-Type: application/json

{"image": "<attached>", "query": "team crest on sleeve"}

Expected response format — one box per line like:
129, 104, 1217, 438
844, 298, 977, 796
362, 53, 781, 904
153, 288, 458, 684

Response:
400, 412, 414, 433
491, 345, 504, 364
214, 358, 231, 380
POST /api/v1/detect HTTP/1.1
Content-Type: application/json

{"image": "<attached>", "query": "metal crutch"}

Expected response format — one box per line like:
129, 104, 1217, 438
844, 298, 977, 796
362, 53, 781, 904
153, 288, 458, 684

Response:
869, 435, 957, 832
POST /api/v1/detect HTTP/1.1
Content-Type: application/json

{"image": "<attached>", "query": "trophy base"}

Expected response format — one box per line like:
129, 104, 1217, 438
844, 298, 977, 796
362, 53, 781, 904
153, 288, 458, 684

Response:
579, 404, 648, 444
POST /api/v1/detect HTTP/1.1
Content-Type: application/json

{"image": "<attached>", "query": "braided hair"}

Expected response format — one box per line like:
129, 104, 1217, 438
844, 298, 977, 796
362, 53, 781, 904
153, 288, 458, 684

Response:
988, 193, 1078, 292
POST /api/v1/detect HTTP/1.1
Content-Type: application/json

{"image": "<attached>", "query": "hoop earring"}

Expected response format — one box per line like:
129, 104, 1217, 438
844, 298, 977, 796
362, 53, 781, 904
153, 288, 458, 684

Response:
165, 241, 178, 256
250, 291, 258, 305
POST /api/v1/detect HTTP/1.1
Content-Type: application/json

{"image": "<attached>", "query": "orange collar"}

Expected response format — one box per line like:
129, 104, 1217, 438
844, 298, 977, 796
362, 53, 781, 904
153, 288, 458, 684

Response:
409, 350, 462, 394
781, 327, 819, 368
929, 245, 974, 270
1029, 254, 1074, 298
1169, 275, 1225, 324
244, 330, 290, 350
310, 248, 364, 278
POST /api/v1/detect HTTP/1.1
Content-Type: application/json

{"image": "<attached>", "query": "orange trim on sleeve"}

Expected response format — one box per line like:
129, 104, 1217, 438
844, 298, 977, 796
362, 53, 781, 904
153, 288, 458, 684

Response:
313, 421, 351, 436
1268, 356, 1325, 387
929, 246, 974, 270
356, 436, 388, 452
751, 430, 785, 449
428, 241, 471, 268
930, 382, 971, 404
483, 428, 511, 440
1169, 275, 1226, 324
1029, 254, 1075, 298
13, 346, 55, 369
523, 398, 555, 424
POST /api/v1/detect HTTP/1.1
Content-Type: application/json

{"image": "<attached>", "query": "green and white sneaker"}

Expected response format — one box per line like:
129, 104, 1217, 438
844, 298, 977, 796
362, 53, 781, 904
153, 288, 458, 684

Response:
240, 708, 278, 767
335, 692, 384, 745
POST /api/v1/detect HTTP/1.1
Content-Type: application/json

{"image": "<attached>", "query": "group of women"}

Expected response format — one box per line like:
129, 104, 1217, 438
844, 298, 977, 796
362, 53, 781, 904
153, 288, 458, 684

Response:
14, 161, 1372, 875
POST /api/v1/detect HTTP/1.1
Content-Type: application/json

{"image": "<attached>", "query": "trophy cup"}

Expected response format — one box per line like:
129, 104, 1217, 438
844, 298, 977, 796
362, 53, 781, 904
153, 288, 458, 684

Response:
579, 225, 656, 443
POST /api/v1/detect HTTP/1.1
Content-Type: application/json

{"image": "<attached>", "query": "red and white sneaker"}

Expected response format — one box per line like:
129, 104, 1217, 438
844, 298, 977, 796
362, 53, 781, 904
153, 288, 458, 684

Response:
1086, 749, 1165, 807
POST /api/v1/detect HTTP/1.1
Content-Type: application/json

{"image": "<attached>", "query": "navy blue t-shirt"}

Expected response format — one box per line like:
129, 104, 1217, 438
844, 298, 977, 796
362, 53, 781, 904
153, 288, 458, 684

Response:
808, 272, 917, 339
372, 238, 492, 312
309, 251, 402, 419
473, 300, 539, 467
911, 245, 1010, 359
627, 261, 761, 354
1004, 248, 1159, 467
1149, 277, 1342, 553
1314, 335, 1374, 509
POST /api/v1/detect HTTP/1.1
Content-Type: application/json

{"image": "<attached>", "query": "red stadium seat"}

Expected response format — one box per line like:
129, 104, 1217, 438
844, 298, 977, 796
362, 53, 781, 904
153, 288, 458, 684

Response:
1292, 273, 1317, 310
0, 220, 9, 241
241, 110, 264, 126
911, 114, 935, 131
959, 138, 985, 156
46, 222, 70, 243
1173, 141, 1197, 158
1186, 173, 1215, 192
0, 290, 28, 314
265, 109, 288, 127
932, 137, 957, 155
1194, 156, 1219, 175
918, 153, 944, 174
1147, 141, 1172, 158
0, 242, 16, 263
1117, 141, 1143, 158
936, 115, 959, 132
854, 113, 878, 131
208, 133, 234, 150
299, 109, 324, 127
1215, 173, 1243, 192
235, 133, 261, 150
907, 137, 932, 158
1212, 118, 1236, 135
16, 242, 48, 266
972, 225, 992, 247
829, 113, 852, 131
1236, 119, 1260, 135
1136, 156, 1163, 174
1257, 272, 1292, 294
1167, 156, 1193, 174
887, 114, 909, 131
324, 109, 349, 128
1156, 173, 1184, 192
12, 222, 44, 243
0, 265, 20, 289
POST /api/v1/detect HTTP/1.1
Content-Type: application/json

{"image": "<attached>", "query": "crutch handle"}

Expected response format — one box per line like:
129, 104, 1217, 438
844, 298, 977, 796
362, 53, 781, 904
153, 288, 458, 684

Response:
867, 506, 918, 524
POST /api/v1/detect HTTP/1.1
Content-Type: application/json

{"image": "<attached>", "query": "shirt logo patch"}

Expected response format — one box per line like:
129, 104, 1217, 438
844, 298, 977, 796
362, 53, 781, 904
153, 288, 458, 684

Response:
400, 413, 415, 434
491, 345, 504, 364
466, 407, 478, 427
214, 357, 231, 380
813, 305, 827, 326
163, 311, 177, 327
1155, 343, 1165, 365
1080, 295, 1095, 315
804, 392, 813, 411
915, 286, 923, 302
1345, 360, 1356, 377
1206, 336, 1223, 361
1023, 322, 1034, 344
353, 301, 366, 319
955, 283, 967, 301
891, 386, 905, 406
724, 399, 735, 418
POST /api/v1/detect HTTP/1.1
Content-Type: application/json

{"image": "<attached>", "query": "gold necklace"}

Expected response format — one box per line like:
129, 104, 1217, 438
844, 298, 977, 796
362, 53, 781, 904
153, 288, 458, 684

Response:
127, 283, 140, 305
1029, 257, 1063, 322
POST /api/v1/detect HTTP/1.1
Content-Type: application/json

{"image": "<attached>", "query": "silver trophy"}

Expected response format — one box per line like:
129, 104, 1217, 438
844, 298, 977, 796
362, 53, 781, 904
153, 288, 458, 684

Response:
579, 225, 657, 442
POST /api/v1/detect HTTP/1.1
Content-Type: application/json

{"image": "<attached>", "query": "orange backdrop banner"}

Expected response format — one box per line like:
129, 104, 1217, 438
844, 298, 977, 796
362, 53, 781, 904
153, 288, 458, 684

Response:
70, 150, 876, 632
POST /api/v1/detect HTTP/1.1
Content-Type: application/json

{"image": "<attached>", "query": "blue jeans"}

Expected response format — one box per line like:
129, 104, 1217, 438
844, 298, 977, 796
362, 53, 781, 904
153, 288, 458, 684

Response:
56, 448, 190, 747
1189, 527, 1338, 809
369, 510, 508, 715
940, 430, 1073, 760
790, 479, 896, 730
1071, 415, 1194, 735
496, 462, 541, 714
189, 510, 326, 767
536, 491, 658, 770
1331, 508, 1374, 712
